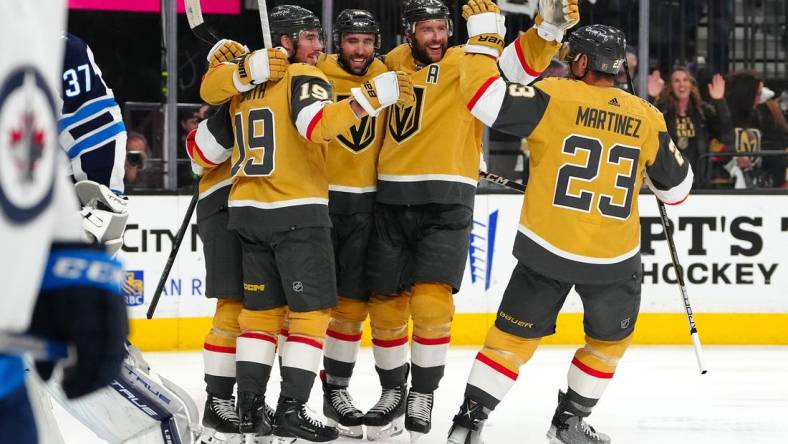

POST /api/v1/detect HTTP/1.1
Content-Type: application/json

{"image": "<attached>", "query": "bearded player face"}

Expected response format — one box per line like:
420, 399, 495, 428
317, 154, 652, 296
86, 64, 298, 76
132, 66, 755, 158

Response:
339, 32, 376, 75
408, 19, 449, 65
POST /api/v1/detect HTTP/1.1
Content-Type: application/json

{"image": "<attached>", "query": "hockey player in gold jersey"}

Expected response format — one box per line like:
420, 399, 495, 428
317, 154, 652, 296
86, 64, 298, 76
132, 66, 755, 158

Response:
198, 5, 414, 442
448, 17, 693, 444
363, 0, 579, 441
313, 9, 391, 440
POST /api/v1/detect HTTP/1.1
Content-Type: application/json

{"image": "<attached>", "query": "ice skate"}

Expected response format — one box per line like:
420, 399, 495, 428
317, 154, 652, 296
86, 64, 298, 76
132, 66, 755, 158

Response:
323, 379, 364, 439
237, 392, 272, 444
546, 391, 610, 444
405, 389, 434, 442
363, 384, 406, 440
272, 397, 339, 443
198, 393, 243, 444
447, 398, 489, 444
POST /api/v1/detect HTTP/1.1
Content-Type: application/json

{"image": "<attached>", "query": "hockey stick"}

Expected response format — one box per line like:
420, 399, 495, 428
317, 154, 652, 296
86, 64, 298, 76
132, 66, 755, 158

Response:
0, 333, 71, 362
146, 191, 198, 319
624, 64, 707, 374
479, 170, 526, 193
185, 0, 220, 44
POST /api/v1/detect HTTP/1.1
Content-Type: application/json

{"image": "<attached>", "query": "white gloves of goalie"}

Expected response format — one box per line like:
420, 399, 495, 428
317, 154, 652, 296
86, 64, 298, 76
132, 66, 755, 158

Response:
75, 180, 128, 257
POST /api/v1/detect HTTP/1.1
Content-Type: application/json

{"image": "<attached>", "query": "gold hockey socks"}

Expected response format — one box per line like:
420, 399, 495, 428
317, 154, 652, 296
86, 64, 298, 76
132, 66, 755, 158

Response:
368, 292, 410, 388
410, 282, 455, 393
565, 334, 633, 416
280, 309, 331, 402
324, 297, 369, 387
203, 299, 242, 397
465, 326, 541, 410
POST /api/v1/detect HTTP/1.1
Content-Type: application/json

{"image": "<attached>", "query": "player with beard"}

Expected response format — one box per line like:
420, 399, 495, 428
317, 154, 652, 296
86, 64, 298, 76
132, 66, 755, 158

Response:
312, 9, 392, 440
363, 0, 580, 441
199, 5, 413, 442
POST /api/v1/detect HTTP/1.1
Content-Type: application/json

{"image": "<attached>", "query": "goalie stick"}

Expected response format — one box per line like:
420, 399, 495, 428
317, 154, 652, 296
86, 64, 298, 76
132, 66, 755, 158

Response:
624, 64, 707, 374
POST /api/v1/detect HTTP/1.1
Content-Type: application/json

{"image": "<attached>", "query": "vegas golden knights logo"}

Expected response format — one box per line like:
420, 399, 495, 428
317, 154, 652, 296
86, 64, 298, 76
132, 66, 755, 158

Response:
336, 94, 376, 152
388, 87, 425, 144
734, 127, 762, 153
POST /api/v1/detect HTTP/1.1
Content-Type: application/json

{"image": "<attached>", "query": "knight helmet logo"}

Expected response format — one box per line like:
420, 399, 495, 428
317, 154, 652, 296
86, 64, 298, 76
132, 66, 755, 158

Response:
469, 210, 499, 291
336, 93, 376, 152
387, 87, 425, 144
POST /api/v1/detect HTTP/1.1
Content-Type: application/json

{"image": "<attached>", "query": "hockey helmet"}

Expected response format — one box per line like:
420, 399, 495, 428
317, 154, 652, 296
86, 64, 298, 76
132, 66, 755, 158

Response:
401, 0, 453, 37
560, 24, 626, 75
269, 5, 323, 47
333, 9, 381, 49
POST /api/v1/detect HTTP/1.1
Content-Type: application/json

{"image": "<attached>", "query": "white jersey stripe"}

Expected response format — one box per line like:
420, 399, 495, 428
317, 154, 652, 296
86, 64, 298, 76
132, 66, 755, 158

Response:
228, 197, 328, 210
295, 100, 328, 141
378, 174, 478, 187
518, 224, 641, 264
328, 184, 377, 193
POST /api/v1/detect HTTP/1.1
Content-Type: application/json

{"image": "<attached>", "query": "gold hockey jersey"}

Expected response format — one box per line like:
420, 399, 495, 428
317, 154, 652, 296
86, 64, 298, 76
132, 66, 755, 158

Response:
462, 54, 693, 283
200, 61, 361, 231
378, 29, 559, 208
317, 53, 388, 214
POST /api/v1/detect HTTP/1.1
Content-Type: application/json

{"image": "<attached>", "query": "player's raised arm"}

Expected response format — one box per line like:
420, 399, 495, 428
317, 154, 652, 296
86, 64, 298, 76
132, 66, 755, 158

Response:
645, 118, 694, 205
489, 0, 579, 85
185, 103, 233, 174
200, 42, 288, 105
290, 67, 414, 144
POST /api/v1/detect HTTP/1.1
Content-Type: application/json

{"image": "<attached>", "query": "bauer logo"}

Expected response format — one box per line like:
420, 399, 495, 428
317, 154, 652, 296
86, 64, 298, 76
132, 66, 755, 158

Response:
469, 210, 499, 291
123, 270, 144, 306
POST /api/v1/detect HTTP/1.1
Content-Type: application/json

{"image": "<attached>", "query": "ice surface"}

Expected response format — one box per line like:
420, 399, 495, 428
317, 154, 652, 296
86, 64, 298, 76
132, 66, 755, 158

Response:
54, 346, 788, 443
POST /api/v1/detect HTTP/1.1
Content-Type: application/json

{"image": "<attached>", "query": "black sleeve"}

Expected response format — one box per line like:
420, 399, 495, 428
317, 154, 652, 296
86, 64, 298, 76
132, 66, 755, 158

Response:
646, 131, 691, 191
289, 74, 333, 127
206, 103, 234, 149
489, 83, 550, 139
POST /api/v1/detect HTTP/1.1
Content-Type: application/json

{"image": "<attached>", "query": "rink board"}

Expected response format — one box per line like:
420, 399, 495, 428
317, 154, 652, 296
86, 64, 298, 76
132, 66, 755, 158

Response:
118, 194, 788, 350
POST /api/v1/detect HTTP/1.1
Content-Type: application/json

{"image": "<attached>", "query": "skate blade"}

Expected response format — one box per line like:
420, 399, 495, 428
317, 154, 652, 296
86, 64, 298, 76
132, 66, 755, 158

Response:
326, 417, 364, 439
244, 433, 273, 444
409, 430, 424, 443
271, 436, 298, 444
365, 416, 404, 441
545, 427, 562, 444
199, 427, 244, 444
446, 427, 470, 444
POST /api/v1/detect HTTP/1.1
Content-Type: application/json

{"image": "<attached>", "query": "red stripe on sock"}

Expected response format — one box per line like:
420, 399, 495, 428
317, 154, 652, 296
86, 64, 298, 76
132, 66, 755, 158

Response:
287, 335, 323, 350
326, 329, 363, 342
238, 332, 276, 344
372, 336, 409, 348
571, 357, 614, 379
203, 343, 236, 354
280, 329, 289, 337
412, 335, 451, 345
476, 352, 518, 381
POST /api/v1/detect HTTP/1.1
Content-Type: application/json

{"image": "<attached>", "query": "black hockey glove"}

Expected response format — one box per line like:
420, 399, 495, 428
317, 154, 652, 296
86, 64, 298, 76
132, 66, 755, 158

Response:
27, 243, 129, 399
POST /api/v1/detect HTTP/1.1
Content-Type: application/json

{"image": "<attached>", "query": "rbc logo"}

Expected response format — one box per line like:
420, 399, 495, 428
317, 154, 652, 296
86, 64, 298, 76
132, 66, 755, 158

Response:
469, 210, 498, 290
122, 270, 144, 306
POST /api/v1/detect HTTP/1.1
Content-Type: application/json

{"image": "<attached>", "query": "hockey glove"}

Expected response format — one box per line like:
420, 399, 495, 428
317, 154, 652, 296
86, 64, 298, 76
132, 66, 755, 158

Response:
534, 0, 580, 42
234, 48, 289, 88
463, 0, 507, 58
27, 244, 128, 399
207, 38, 248, 66
352, 71, 414, 117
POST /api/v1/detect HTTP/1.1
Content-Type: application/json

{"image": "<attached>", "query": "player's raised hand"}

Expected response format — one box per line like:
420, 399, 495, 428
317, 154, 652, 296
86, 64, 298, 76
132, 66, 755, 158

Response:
235, 48, 289, 86
207, 38, 248, 66
708, 74, 725, 100
535, 0, 580, 42
648, 70, 665, 98
463, 0, 507, 58
396, 71, 416, 108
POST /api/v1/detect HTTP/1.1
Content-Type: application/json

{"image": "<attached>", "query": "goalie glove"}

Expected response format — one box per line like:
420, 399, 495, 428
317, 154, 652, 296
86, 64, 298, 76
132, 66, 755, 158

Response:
352, 71, 414, 117
535, 0, 580, 42
207, 38, 248, 66
233, 48, 289, 91
75, 180, 129, 257
463, 0, 507, 58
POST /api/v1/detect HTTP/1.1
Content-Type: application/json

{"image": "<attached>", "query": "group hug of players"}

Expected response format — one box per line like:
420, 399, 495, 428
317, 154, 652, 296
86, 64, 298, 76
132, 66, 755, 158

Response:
185, 1, 692, 444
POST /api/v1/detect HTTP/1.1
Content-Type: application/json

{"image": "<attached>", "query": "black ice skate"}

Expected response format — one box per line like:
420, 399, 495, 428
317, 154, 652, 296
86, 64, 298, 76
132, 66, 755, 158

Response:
362, 384, 406, 441
198, 393, 243, 444
404, 389, 434, 442
447, 398, 490, 444
322, 379, 364, 439
546, 390, 611, 444
237, 391, 272, 444
272, 397, 339, 443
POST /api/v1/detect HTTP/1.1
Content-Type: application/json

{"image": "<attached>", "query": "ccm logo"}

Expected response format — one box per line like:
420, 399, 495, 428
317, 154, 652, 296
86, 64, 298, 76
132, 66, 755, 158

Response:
52, 257, 122, 284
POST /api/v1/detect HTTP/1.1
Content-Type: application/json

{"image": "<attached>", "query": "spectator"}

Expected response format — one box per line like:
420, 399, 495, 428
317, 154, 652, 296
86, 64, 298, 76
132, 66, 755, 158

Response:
726, 71, 788, 188
656, 66, 733, 188
124, 131, 149, 187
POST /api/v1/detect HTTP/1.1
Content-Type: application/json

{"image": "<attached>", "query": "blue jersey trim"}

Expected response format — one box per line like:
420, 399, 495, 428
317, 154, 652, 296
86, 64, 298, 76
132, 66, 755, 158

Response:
66, 121, 126, 159
41, 249, 123, 295
58, 97, 119, 132
0, 355, 26, 399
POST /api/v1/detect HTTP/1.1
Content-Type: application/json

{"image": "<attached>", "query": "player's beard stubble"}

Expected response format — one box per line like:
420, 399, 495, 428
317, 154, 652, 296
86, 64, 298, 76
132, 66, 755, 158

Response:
411, 39, 448, 67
